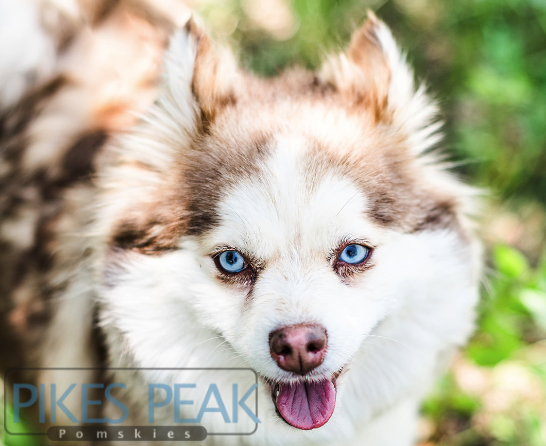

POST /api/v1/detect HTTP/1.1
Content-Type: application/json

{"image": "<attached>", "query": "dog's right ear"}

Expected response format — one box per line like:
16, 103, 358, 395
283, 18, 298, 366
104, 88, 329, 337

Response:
319, 12, 440, 155
164, 18, 240, 133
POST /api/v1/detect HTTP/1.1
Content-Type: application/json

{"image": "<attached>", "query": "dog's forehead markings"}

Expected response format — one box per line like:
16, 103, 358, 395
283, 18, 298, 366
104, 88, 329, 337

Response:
205, 132, 381, 260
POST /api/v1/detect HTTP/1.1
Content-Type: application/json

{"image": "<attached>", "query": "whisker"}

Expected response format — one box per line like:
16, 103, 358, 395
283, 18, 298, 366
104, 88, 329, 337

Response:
336, 192, 360, 216
367, 334, 412, 349
204, 339, 229, 366
188, 336, 223, 354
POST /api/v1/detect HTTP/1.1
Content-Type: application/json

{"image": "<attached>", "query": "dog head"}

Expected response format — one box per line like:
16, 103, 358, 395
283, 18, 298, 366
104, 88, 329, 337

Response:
96, 13, 480, 435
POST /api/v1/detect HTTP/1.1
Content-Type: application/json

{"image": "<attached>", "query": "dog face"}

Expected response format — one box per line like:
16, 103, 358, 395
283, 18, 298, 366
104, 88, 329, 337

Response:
97, 15, 480, 435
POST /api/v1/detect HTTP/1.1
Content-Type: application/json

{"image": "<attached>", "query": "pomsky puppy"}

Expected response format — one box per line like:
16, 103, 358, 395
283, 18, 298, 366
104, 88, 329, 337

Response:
0, 1, 481, 445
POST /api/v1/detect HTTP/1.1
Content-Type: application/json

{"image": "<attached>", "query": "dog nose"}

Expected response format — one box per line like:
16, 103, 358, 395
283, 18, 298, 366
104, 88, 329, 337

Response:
269, 324, 327, 375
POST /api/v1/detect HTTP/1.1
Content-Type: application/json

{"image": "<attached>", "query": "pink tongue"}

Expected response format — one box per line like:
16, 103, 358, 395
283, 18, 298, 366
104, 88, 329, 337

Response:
275, 380, 336, 430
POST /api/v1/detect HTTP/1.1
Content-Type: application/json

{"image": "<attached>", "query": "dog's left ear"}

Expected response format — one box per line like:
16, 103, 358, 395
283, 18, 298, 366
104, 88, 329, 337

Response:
163, 17, 241, 132
320, 12, 439, 152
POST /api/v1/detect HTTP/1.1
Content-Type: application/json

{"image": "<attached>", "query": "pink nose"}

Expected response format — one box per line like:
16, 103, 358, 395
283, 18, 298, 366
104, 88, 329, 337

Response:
269, 324, 328, 375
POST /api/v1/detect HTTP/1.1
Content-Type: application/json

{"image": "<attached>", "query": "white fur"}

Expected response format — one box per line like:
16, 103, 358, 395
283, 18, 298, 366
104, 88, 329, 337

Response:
97, 130, 480, 445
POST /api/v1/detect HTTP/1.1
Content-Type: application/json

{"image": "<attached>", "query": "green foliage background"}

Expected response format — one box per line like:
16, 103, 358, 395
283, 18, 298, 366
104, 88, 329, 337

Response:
2, 0, 545, 445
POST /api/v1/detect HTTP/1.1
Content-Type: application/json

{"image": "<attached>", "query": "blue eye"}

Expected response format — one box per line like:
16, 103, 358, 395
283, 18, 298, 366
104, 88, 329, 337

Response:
217, 250, 246, 273
338, 244, 369, 264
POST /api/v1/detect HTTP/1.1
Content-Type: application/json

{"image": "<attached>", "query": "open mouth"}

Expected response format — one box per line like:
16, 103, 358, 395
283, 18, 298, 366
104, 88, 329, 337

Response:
269, 368, 344, 430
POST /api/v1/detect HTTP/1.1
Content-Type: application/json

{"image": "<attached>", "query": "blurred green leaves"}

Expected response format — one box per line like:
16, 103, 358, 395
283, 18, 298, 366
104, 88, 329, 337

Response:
424, 244, 546, 444
1, 394, 43, 446
495, 245, 529, 279
468, 245, 546, 367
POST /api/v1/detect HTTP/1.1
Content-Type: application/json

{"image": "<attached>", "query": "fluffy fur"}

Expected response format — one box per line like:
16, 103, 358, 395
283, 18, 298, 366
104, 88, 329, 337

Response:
0, 2, 482, 445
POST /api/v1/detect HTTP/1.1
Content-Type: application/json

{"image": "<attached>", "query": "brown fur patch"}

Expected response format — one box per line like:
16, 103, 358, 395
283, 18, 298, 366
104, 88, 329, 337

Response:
303, 135, 419, 231
0, 76, 67, 145
62, 130, 108, 183
182, 128, 272, 236
109, 127, 272, 253
347, 14, 391, 117
412, 198, 459, 232
306, 134, 461, 233
188, 19, 239, 131
111, 211, 185, 254
89, 0, 121, 25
